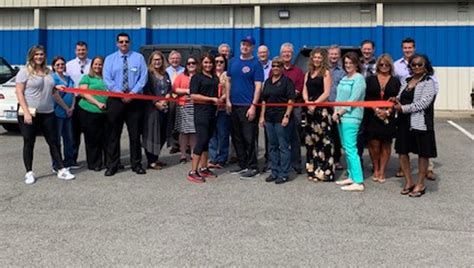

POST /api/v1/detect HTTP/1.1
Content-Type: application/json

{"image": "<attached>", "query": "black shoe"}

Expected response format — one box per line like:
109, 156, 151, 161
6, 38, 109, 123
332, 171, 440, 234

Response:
93, 166, 103, 172
132, 166, 146, 175
118, 164, 125, 170
275, 177, 289, 184
105, 168, 117, 177
265, 175, 276, 182
293, 167, 303, 174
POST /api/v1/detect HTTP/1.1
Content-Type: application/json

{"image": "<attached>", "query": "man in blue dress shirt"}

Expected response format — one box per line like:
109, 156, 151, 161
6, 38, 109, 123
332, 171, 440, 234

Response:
103, 32, 148, 176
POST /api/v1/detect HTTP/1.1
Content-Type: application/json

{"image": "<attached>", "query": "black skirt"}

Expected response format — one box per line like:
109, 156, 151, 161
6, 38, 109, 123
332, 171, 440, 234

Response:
395, 114, 437, 158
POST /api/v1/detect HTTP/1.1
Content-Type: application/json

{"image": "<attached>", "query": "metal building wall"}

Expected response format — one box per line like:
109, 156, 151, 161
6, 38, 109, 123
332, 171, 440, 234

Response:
0, 9, 35, 64
384, 3, 474, 110
0, 2, 472, 110
262, 5, 376, 59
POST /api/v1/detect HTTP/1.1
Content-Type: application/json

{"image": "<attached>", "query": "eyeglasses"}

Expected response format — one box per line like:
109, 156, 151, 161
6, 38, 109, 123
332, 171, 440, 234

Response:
216, 60, 225, 64
271, 64, 282, 68
118, 40, 130, 44
187, 62, 196, 65
54, 63, 65, 67
410, 62, 424, 68
379, 63, 390, 68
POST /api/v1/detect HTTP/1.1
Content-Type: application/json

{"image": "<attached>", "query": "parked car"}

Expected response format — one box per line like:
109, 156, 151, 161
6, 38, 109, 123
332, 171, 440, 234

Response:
140, 44, 218, 63
0, 57, 20, 131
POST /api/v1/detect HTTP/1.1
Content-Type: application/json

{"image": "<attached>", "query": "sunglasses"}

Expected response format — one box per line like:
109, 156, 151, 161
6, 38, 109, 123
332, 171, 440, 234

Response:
118, 40, 130, 44
379, 63, 390, 67
272, 64, 282, 68
216, 60, 225, 64
187, 61, 196, 65
54, 63, 65, 67
410, 62, 424, 68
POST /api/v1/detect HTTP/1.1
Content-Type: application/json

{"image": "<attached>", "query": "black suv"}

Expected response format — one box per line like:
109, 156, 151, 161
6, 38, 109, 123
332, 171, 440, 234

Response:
140, 44, 218, 62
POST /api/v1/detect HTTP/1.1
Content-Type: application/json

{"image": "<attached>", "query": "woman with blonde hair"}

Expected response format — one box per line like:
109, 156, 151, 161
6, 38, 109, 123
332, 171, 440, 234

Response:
143, 51, 172, 170
302, 47, 335, 182
16, 45, 76, 184
363, 54, 400, 183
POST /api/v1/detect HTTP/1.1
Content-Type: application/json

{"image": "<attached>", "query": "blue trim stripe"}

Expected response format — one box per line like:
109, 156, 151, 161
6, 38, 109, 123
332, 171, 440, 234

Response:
0, 26, 472, 67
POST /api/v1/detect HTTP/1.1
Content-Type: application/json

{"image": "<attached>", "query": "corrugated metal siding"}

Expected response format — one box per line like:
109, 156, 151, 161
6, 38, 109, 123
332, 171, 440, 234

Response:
262, 5, 376, 28
46, 7, 141, 29
0, 9, 34, 63
384, 3, 473, 110
385, 3, 474, 26
0, 0, 375, 8
150, 6, 230, 29
435, 67, 474, 110
0, 9, 33, 30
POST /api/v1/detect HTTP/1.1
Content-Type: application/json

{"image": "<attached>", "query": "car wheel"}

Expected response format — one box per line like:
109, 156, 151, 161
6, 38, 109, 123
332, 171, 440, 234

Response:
2, 124, 19, 132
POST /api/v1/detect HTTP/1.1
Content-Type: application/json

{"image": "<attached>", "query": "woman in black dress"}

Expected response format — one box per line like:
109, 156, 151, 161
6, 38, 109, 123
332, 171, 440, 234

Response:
363, 54, 400, 183
302, 48, 334, 182
392, 54, 438, 197
143, 51, 172, 170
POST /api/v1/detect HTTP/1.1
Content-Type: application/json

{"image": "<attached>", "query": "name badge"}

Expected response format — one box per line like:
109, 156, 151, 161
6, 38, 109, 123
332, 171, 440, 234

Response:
131, 67, 138, 72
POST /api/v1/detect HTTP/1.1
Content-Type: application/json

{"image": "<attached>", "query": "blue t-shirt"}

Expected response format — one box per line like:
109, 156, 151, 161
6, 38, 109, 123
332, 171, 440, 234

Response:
52, 72, 75, 118
228, 57, 264, 105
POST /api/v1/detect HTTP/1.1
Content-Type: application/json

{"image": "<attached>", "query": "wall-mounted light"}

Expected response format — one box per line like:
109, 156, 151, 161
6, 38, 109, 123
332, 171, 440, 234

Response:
278, 9, 290, 19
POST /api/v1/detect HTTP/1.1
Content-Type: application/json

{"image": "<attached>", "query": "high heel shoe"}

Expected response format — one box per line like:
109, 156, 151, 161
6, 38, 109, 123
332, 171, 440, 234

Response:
408, 186, 426, 197
400, 185, 415, 195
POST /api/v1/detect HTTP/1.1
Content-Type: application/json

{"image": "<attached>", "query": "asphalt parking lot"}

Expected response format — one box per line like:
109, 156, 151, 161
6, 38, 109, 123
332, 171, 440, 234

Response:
0, 116, 473, 266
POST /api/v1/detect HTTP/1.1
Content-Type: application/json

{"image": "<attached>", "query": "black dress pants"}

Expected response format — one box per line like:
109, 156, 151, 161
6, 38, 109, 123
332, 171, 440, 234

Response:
106, 98, 144, 169
18, 112, 64, 172
72, 96, 82, 164
79, 107, 107, 170
230, 106, 258, 170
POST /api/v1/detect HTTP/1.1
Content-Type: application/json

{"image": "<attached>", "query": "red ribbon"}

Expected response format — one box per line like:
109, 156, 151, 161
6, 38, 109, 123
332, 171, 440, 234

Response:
61, 87, 394, 108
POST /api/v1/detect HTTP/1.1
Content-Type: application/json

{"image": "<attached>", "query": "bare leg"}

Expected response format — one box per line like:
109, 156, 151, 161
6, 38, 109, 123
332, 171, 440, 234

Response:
189, 134, 197, 155
399, 154, 413, 189
415, 157, 429, 191
191, 153, 200, 172
368, 139, 381, 179
200, 152, 209, 169
179, 133, 188, 159
379, 141, 392, 180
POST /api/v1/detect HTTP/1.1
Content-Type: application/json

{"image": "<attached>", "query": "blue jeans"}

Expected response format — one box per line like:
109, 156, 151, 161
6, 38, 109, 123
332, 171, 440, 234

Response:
52, 117, 75, 169
208, 110, 230, 165
265, 120, 292, 179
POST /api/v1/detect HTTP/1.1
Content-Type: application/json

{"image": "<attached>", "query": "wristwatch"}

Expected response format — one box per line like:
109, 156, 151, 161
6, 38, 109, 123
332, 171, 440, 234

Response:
284, 114, 290, 118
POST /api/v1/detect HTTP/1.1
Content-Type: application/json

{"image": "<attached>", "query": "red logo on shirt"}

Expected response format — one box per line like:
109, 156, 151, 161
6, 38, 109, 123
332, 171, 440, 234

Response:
242, 66, 251, 73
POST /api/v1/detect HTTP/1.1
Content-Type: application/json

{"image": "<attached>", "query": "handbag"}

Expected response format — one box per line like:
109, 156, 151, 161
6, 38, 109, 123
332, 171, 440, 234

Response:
18, 106, 37, 117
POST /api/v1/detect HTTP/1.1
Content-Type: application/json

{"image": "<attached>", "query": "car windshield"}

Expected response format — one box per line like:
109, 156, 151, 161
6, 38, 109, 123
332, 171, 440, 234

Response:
0, 57, 15, 84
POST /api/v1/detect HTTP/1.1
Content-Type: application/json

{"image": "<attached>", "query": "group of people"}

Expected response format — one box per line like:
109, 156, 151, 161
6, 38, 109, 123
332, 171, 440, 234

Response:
15, 34, 438, 197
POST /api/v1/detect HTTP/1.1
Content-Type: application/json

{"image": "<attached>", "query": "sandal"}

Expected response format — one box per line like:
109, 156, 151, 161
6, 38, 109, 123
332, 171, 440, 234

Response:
371, 175, 379, 182
400, 185, 415, 195
378, 177, 386, 183
396, 170, 404, 177
426, 171, 436, 181
409, 186, 426, 197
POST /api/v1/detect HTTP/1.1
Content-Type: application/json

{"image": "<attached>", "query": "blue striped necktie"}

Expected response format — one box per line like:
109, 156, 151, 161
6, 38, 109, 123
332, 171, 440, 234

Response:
122, 55, 129, 92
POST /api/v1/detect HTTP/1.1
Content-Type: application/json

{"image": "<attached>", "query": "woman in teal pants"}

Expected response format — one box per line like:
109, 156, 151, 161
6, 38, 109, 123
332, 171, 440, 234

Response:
332, 52, 366, 191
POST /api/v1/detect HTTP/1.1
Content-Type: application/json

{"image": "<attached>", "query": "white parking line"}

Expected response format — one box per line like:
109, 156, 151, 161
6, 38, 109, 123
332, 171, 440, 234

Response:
447, 120, 474, 141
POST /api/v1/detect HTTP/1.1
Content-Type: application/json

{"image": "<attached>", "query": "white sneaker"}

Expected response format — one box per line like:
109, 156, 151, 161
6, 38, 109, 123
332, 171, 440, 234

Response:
24, 171, 36, 185
57, 168, 75, 181
341, 183, 365, 192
